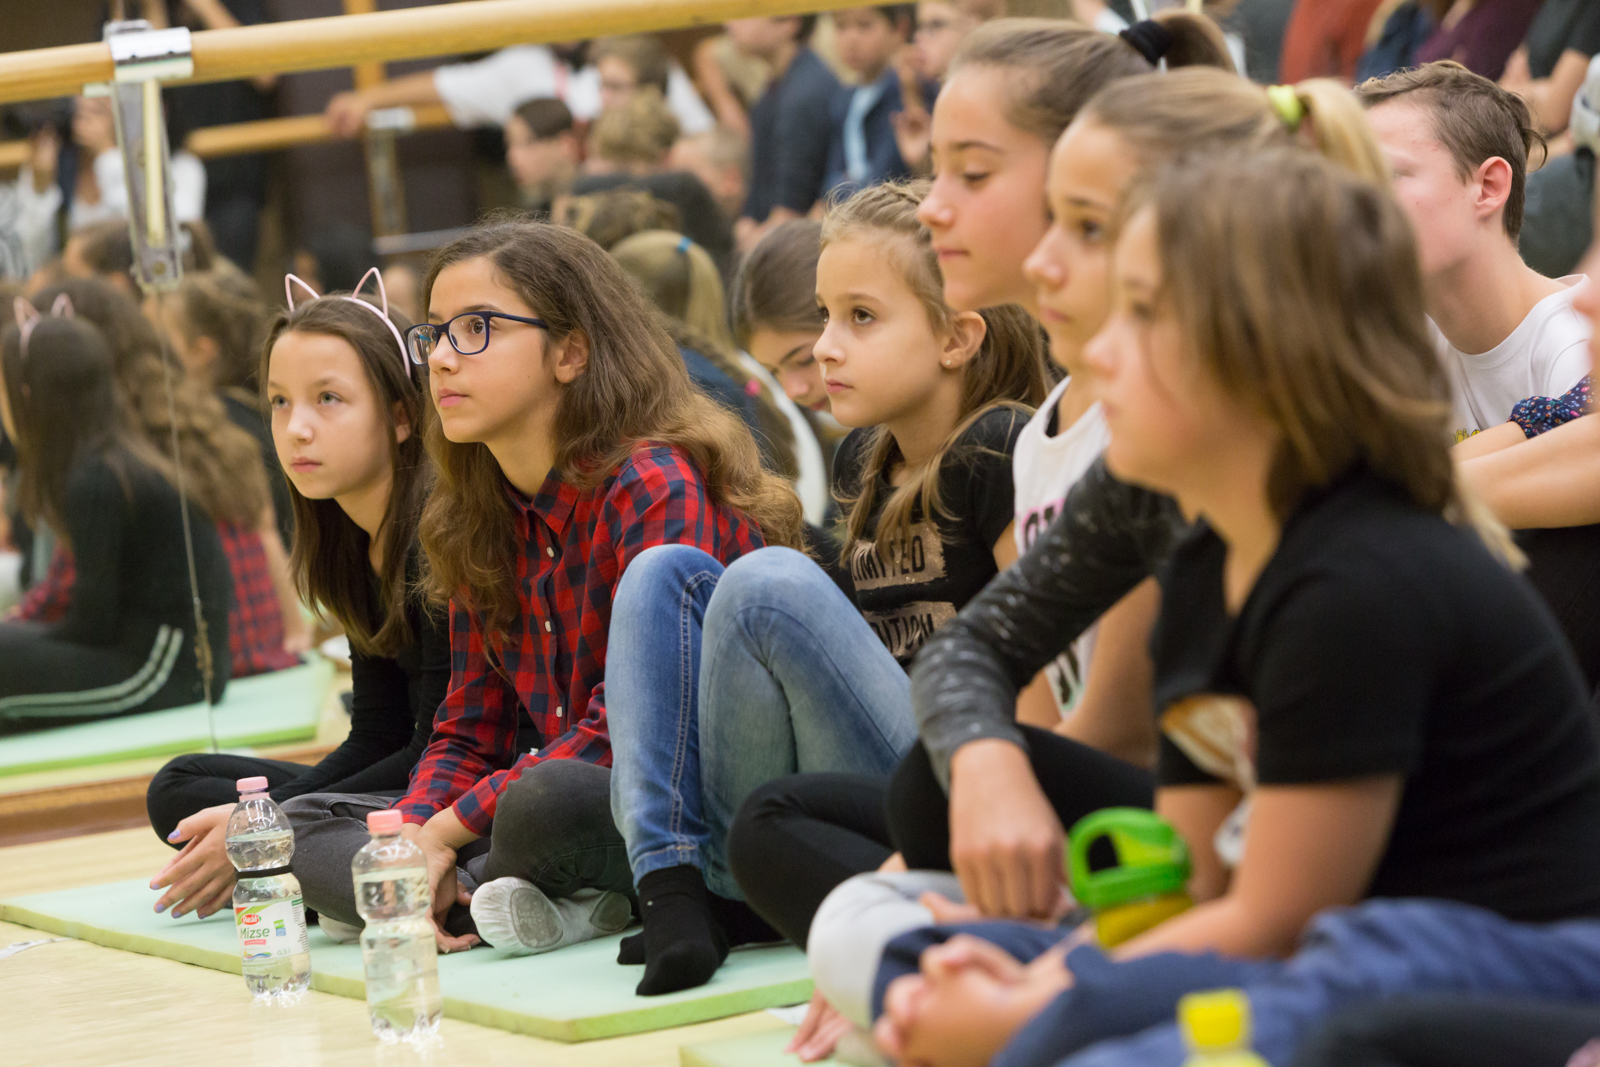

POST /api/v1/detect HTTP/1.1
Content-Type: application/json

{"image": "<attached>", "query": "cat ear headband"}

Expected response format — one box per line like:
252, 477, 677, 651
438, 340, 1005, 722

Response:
284, 266, 412, 380
12, 293, 75, 362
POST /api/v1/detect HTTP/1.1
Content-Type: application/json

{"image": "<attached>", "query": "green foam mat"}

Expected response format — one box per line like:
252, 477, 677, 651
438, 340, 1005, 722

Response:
0, 656, 335, 778
1, 877, 812, 1042
681, 1027, 831, 1067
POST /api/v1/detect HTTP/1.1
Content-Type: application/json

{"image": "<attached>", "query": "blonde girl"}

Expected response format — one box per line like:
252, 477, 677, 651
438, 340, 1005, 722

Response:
605, 181, 1045, 996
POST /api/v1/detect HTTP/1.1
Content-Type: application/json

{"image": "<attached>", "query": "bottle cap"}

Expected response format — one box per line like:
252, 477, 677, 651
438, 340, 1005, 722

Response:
367, 810, 403, 833
1179, 989, 1252, 1052
236, 776, 270, 794
1067, 807, 1191, 910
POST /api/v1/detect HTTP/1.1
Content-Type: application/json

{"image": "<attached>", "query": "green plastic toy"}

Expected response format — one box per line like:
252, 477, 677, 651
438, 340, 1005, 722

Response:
1066, 807, 1192, 947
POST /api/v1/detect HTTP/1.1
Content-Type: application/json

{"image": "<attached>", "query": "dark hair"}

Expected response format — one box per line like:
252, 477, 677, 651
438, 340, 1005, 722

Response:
33, 278, 268, 526
299, 223, 374, 295
1, 315, 178, 537
174, 267, 268, 392
949, 13, 1234, 146
795, 14, 818, 41
260, 294, 430, 657
512, 96, 575, 140
872, 4, 917, 30
418, 217, 803, 631
1356, 60, 1544, 240
70, 217, 219, 284
591, 35, 672, 97
730, 219, 824, 345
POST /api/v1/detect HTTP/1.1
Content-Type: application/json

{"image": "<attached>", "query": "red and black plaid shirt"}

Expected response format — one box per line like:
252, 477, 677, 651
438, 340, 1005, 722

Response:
396, 445, 764, 835
17, 520, 297, 678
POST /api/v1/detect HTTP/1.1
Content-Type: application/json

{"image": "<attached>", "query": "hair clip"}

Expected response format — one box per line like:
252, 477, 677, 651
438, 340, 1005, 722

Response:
1266, 85, 1305, 132
284, 267, 412, 380
1119, 20, 1174, 68
676, 235, 692, 255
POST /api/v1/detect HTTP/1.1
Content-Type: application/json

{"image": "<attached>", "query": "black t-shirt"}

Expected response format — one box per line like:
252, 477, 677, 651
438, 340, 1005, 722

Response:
58, 450, 233, 700
833, 406, 1024, 669
1524, 0, 1600, 78
1151, 468, 1600, 922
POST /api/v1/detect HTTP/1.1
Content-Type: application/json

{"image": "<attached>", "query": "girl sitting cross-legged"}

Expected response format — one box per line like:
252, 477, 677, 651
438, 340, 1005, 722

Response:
603, 179, 1047, 996
283, 218, 801, 957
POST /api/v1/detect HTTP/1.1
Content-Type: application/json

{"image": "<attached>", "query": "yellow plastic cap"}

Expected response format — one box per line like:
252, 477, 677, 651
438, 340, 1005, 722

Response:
1179, 989, 1252, 1051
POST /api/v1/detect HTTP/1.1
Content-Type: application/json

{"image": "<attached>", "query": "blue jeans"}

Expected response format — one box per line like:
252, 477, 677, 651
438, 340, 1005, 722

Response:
871, 900, 1600, 1067
607, 545, 916, 899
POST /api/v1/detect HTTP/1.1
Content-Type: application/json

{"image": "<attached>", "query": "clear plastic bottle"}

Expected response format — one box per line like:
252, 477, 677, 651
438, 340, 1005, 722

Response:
353, 810, 442, 1043
226, 776, 312, 1001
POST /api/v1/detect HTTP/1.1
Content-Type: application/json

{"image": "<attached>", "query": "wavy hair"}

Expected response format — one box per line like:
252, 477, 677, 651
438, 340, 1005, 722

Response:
33, 278, 268, 527
418, 217, 804, 630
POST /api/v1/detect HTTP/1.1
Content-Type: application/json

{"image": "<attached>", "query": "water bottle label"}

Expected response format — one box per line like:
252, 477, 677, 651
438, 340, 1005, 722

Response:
235, 898, 311, 961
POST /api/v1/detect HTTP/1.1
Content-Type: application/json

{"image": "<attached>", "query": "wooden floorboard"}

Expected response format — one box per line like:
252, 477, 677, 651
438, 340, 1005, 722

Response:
0, 828, 787, 1067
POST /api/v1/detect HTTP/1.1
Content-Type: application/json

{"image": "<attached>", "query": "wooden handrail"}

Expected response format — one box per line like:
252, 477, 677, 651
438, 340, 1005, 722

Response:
0, 0, 861, 105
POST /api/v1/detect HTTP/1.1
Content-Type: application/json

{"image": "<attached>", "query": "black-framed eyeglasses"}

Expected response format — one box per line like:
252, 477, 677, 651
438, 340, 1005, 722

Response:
404, 311, 549, 365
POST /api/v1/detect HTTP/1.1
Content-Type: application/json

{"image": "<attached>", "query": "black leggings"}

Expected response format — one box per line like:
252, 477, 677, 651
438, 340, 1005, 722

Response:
145, 753, 310, 844
728, 724, 1155, 949
0, 621, 199, 731
1291, 995, 1600, 1067
886, 725, 1155, 871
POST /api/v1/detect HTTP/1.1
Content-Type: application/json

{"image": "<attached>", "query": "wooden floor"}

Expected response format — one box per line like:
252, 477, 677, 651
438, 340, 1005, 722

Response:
0, 828, 786, 1066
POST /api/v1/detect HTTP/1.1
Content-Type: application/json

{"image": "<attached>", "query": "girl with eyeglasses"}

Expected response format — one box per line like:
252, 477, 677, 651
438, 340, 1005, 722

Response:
283, 219, 802, 959
144, 273, 453, 930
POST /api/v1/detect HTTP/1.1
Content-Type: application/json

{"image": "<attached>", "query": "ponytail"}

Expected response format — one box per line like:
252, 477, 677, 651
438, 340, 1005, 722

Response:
1081, 68, 1389, 191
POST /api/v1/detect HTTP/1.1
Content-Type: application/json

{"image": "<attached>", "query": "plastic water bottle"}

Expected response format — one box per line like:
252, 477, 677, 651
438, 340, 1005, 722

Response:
1178, 989, 1271, 1067
353, 809, 442, 1043
226, 776, 312, 1001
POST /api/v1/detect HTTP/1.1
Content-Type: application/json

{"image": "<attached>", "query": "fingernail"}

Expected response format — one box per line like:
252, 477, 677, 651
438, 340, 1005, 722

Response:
149, 880, 160, 889
153, 902, 166, 913
171, 910, 183, 919
167, 830, 182, 841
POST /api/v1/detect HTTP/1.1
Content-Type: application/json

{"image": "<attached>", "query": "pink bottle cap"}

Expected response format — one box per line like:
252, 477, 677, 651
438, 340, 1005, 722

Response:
236, 776, 270, 794
367, 810, 403, 833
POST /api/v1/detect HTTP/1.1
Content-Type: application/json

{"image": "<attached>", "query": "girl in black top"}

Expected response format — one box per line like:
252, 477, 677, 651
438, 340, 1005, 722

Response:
0, 306, 231, 723
148, 272, 448, 921
859, 150, 1600, 1067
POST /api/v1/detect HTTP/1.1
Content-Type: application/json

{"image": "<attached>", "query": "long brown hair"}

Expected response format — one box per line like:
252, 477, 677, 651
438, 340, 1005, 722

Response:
610, 229, 800, 479
949, 13, 1235, 149
33, 278, 268, 527
1, 316, 179, 539
418, 218, 804, 631
730, 220, 824, 345
260, 294, 431, 657
1124, 148, 1516, 561
174, 266, 269, 395
822, 181, 1047, 564
1082, 68, 1391, 188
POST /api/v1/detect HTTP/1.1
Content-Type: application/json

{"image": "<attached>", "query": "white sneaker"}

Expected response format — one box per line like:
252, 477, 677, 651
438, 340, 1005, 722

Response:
318, 915, 362, 944
469, 879, 633, 955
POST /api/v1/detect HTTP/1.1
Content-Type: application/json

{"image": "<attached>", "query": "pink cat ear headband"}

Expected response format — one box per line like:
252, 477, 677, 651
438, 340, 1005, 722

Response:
12, 292, 75, 361
284, 266, 413, 380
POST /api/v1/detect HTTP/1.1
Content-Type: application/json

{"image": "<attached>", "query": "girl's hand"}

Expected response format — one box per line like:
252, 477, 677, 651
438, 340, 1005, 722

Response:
414, 824, 479, 953
151, 804, 237, 919
28, 127, 59, 194
947, 740, 1067, 920
786, 990, 854, 1063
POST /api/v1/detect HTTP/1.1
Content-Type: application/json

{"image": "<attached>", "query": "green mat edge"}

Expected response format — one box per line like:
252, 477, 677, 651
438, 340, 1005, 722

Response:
680, 1027, 810, 1067
0, 657, 335, 779
0, 900, 813, 1043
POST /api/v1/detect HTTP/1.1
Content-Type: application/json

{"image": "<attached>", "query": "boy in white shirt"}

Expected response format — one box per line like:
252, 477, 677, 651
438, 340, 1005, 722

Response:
1359, 61, 1592, 441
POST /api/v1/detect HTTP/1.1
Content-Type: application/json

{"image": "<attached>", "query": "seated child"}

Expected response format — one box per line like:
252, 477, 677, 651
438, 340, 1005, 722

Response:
816, 148, 1600, 1067
0, 304, 231, 725
145, 272, 449, 925
283, 219, 801, 958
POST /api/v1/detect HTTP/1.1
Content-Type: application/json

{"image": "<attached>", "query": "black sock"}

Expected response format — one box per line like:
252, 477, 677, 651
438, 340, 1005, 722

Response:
631, 865, 728, 996
708, 893, 781, 946
617, 930, 645, 965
